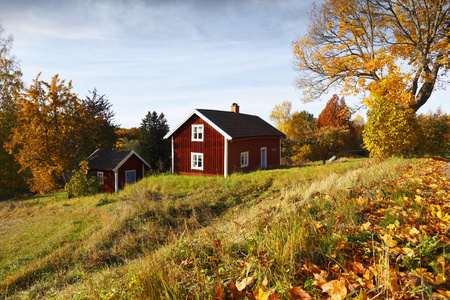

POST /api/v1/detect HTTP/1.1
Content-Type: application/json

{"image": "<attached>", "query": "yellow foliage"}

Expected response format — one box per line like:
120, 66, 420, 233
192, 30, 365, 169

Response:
269, 101, 292, 135
363, 97, 419, 158
114, 137, 126, 151
252, 286, 270, 300
291, 144, 315, 163
270, 101, 317, 162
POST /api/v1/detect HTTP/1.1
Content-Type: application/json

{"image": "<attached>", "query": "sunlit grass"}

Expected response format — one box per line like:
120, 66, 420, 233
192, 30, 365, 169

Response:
124, 157, 416, 298
1, 157, 427, 298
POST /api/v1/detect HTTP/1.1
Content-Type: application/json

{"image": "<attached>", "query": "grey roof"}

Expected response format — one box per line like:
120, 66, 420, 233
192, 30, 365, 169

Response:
196, 109, 285, 139
164, 109, 286, 140
85, 149, 150, 171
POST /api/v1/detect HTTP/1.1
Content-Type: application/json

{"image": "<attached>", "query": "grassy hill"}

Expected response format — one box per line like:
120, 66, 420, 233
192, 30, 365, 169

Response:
1, 157, 450, 299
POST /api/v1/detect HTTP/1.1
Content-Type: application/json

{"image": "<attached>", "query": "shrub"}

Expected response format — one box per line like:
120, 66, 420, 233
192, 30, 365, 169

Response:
65, 161, 100, 198
416, 109, 450, 156
363, 97, 419, 158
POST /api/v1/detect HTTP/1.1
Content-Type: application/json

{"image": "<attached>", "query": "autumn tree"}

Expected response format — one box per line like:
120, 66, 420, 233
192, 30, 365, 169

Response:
350, 114, 368, 157
270, 101, 292, 159
5, 74, 87, 194
270, 102, 317, 162
416, 109, 450, 156
122, 127, 140, 140
115, 127, 141, 152
293, 0, 449, 111
80, 89, 119, 154
269, 101, 292, 135
363, 97, 419, 158
139, 111, 170, 172
309, 125, 351, 164
314, 95, 353, 159
0, 25, 27, 197
317, 95, 352, 129
285, 111, 317, 162
284, 110, 315, 139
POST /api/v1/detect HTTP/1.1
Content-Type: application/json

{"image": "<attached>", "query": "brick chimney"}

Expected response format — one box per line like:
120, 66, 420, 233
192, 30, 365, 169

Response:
231, 103, 240, 114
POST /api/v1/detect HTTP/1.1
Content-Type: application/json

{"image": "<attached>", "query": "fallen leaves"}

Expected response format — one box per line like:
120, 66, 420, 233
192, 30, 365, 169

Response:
220, 279, 281, 300
252, 286, 271, 300
287, 286, 314, 299
320, 278, 347, 300
213, 158, 450, 299
236, 277, 255, 291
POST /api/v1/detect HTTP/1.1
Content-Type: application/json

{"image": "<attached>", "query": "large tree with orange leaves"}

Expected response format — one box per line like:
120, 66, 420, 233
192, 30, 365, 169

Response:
5, 74, 87, 194
293, 0, 449, 111
317, 94, 352, 128
314, 95, 353, 162
5, 74, 119, 194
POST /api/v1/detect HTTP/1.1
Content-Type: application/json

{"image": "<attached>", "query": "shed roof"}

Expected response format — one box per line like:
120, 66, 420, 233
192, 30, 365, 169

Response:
164, 109, 286, 140
85, 149, 150, 172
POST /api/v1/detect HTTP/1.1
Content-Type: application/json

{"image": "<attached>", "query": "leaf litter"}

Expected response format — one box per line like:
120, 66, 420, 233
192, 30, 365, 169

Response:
213, 158, 450, 299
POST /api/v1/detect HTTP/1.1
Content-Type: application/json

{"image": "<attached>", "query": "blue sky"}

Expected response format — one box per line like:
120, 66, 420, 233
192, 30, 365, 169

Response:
1, 0, 448, 129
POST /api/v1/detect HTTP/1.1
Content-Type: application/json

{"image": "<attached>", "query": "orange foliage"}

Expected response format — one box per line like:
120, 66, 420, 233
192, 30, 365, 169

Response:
293, 0, 450, 111
317, 94, 352, 129
119, 127, 140, 140
5, 74, 86, 194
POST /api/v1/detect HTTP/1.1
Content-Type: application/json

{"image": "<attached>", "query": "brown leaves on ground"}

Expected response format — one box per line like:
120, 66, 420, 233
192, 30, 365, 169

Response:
214, 158, 450, 299
214, 281, 282, 300
287, 286, 314, 299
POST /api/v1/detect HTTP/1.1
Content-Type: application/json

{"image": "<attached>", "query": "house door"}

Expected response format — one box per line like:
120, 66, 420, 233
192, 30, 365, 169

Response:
261, 148, 267, 169
125, 170, 136, 184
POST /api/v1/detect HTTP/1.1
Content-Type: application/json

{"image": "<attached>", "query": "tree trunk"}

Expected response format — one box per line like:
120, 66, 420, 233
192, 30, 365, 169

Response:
411, 52, 444, 112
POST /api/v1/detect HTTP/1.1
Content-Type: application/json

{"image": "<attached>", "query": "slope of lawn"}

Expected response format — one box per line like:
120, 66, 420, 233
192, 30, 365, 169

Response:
1, 157, 449, 299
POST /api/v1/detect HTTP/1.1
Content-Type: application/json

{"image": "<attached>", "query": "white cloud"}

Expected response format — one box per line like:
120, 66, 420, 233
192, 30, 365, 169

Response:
2, 0, 314, 43
2, 0, 448, 130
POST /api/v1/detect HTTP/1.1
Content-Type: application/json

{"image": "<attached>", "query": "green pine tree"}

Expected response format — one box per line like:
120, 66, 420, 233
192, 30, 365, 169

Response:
139, 111, 170, 172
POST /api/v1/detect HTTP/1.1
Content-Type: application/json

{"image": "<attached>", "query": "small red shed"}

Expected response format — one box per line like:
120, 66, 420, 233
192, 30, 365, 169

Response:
164, 104, 286, 177
85, 149, 151, 193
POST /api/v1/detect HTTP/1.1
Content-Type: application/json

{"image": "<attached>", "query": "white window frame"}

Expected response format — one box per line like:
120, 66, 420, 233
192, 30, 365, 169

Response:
240, 151, 249, 167
191, 152, 204, 170
97, 171, 104, 185
191, 124, 204, 141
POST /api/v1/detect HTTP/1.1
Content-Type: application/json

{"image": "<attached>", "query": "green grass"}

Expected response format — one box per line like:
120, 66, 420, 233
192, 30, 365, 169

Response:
0, 157, 429, 298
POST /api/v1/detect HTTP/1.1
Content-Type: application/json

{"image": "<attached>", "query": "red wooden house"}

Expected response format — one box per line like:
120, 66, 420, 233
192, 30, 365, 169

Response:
164, 104, 286, 177
85, 149, 150, 193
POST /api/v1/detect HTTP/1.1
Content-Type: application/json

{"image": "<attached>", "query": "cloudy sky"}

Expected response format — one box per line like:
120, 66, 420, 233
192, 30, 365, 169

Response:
1, 0, 448, 129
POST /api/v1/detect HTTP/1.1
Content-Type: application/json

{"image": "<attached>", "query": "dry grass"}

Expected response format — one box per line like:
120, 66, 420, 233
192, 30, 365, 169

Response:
124, 157, 414, 298
1, 157, 420, 299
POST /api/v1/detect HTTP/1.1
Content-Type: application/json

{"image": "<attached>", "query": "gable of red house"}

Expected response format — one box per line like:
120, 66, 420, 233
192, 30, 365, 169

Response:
164, 104, 286, 177
85, 149, 151, 192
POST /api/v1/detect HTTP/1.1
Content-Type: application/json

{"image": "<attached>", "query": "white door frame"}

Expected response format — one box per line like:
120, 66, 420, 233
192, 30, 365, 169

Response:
260, 147, 267, 169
